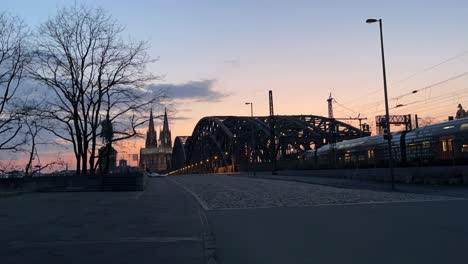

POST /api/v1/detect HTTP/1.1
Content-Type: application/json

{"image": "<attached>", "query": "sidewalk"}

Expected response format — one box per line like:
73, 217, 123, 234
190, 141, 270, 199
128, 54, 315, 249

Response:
0, 178, 206, 264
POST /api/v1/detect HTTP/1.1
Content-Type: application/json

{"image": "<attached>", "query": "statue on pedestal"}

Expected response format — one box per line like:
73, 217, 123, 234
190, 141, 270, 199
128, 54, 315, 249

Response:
456, 104, 466, 119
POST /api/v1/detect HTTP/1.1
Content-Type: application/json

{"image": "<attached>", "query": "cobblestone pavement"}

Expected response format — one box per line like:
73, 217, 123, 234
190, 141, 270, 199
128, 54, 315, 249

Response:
171, 174, 458, 210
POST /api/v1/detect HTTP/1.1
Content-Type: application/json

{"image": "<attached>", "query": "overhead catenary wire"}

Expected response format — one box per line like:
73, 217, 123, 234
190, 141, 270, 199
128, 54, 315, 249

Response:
333, 96, 361, 116
393, 98, 468, 118
338, 88, 468, 122
392, 70, 468, 101
337, 49, 468, 107
391, 88, 468, 114
327, 50, 468, 128
390, 49, 468, 87
336, 71, 468, 116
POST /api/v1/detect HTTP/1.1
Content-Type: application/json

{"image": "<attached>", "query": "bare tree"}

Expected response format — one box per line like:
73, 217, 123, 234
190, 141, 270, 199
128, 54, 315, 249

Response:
0, 13, 29, 151
29, 5, 162, 175
22, 109, 64, 176
23, 112, 40, 176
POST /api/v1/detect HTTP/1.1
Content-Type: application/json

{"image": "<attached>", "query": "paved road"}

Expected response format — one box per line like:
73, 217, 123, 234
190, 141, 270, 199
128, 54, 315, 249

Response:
209, 200, 468, 264
172, 174, 468, 264
2, 174, 468, 264
0, 178, 206, 264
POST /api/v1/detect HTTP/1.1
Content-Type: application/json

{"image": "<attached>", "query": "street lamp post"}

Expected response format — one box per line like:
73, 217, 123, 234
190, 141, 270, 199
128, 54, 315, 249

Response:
366, 18, 395, 190
245, 102, 256, 176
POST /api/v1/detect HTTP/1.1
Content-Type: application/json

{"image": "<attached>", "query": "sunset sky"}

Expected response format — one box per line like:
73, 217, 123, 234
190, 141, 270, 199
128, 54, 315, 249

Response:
2, 0, 468, 169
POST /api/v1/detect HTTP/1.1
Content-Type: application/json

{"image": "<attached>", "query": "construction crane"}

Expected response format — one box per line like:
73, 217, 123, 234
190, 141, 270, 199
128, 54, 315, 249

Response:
327, 93, 334, 118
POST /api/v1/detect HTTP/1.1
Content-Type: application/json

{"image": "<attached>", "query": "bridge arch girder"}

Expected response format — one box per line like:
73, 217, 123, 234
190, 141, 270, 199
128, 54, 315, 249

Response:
222, 116, 273, 163
171, 136, 190, 170
172, 115, 370, 172
185, 117, 235, 172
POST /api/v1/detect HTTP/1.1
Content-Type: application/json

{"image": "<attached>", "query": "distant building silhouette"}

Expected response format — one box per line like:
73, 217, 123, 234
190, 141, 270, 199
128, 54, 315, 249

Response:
139, 108, 172, 173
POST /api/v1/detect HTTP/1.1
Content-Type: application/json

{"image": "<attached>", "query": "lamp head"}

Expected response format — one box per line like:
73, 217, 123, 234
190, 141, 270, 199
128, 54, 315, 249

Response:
366, 18, 379, 23
245, 102, 251, 105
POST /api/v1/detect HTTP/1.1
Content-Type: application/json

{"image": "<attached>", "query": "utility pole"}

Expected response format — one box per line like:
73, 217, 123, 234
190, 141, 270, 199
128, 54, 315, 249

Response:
269, 91, 277, 175
366, 18, 395, 190
245, 102, 256, 176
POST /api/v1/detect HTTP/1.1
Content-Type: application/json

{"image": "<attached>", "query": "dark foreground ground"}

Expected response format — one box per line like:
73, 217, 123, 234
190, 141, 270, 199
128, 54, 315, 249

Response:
2, 173, 468, 264
0, 179, 206, 264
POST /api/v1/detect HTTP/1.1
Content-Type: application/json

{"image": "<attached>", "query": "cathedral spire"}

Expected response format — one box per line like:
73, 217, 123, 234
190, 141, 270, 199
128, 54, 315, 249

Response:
159, 107, 172, 148
163, 108, 169, 130
145, 108, 157, 148
149, 108, 154, 128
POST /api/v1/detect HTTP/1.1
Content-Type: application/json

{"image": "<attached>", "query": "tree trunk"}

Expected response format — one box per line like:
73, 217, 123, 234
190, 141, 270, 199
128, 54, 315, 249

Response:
75, 153, 81, 175
25, 135, 35, 177
82, 153, 88, 175
89, 142, 96, 175
73, 110, 84, 175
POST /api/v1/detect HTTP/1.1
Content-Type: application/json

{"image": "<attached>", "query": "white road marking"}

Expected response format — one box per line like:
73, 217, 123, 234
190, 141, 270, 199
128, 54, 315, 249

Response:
167, 177, 211, 210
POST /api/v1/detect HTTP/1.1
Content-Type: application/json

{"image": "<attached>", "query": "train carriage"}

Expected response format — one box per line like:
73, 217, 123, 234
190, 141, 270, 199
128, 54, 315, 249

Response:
314, 117, 468, 168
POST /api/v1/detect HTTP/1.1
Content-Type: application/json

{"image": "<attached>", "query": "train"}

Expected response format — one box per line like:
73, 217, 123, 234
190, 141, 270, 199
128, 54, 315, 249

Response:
306, 117, 468, 168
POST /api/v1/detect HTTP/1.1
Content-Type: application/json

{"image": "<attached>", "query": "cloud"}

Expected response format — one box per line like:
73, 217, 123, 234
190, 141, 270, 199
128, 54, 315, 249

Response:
148, 79, 230, 102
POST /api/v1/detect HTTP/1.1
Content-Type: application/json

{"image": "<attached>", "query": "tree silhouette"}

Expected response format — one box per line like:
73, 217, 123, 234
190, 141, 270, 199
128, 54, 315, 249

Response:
29, 5, 162, 175
0, 13, 29, 152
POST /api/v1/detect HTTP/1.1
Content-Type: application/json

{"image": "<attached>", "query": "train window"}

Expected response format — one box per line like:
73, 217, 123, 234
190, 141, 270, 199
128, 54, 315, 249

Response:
448, 139, 453, 152
442, 141, 448, 152
442, 139, 454, 152
461, 123, 468, 130
367, 149, 374, 159
443, 125, 454, 130
462, 144, 468, 152
344, 153, 350, 162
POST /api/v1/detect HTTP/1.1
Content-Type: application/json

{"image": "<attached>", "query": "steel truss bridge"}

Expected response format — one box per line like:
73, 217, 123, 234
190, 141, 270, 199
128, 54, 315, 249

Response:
171, 115, 370, 174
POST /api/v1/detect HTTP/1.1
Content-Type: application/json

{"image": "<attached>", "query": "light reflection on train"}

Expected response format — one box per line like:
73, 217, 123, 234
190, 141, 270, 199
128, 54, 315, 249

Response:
305, 118, 468, 168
